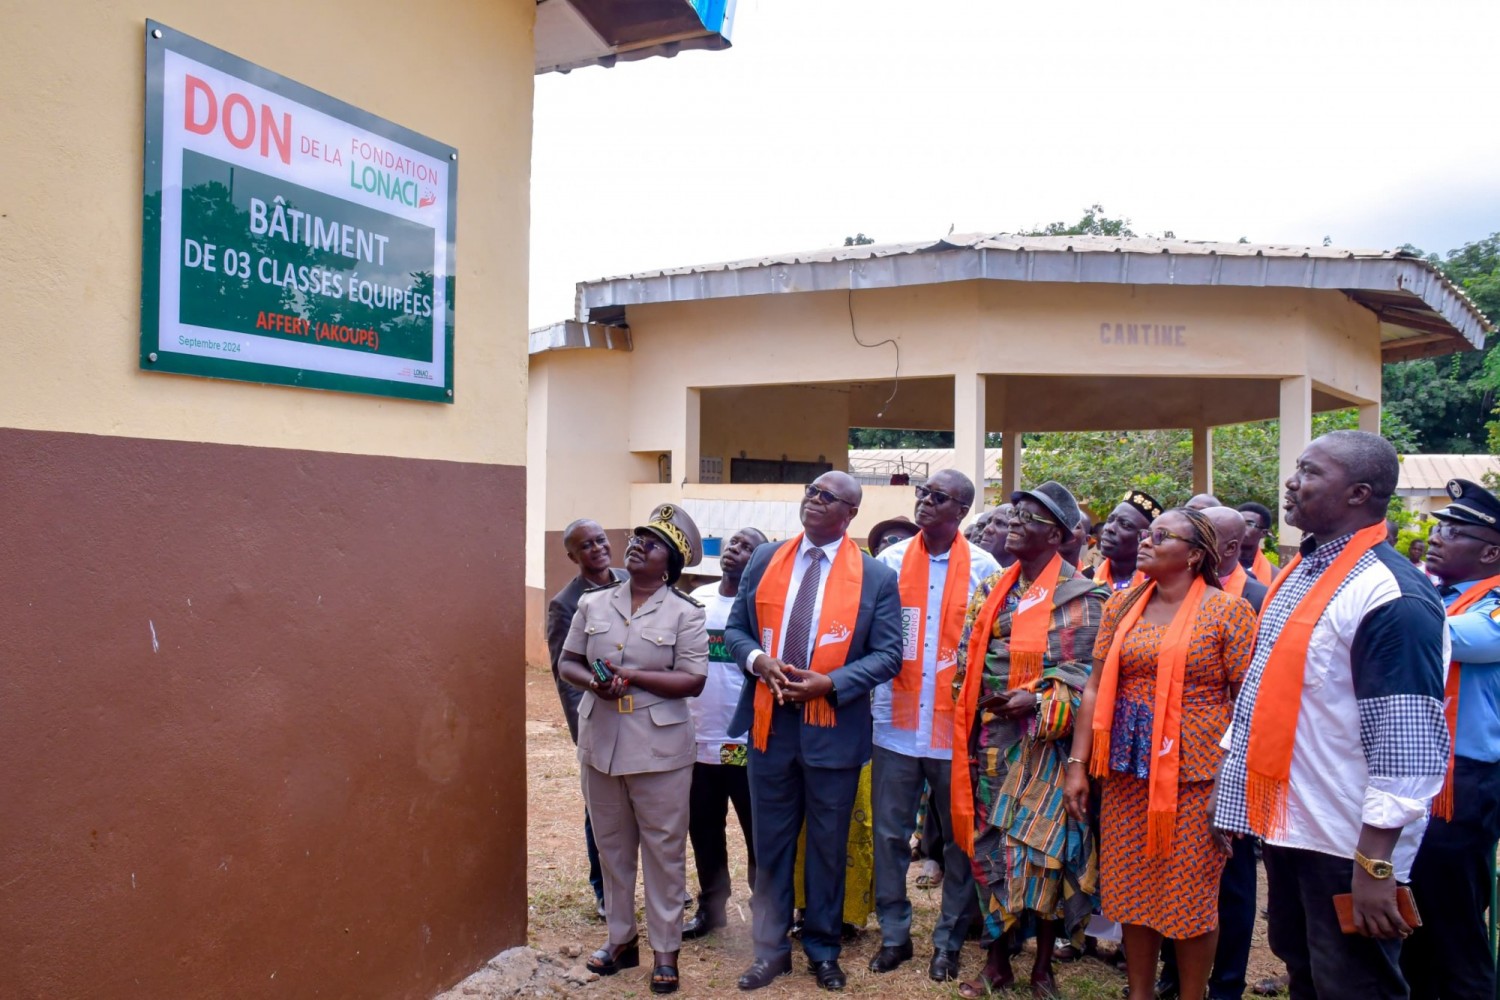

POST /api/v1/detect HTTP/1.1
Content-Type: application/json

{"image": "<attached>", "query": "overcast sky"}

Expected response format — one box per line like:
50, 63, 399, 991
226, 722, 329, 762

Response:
529, 0, 1500, 327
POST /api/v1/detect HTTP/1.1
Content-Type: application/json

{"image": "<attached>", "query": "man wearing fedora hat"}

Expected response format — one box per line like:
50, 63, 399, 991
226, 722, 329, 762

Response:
868, 469, 998, 982
1401, 479, 1500, 998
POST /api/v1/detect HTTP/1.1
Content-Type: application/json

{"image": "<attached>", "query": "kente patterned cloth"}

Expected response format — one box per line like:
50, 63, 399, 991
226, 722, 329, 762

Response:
956, 562, 1106, 946
794, 761, 874, 928
1093, 588, 1256, 938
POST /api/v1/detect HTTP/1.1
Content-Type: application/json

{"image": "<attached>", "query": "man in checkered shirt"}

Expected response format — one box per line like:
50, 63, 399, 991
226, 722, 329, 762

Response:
1212, 431, 1448, 999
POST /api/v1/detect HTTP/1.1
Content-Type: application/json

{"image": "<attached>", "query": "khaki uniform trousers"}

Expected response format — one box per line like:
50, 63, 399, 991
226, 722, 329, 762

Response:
582, 762, 693, 951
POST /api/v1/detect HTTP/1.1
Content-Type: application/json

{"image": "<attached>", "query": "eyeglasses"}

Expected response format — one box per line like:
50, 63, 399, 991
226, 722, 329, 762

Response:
915, 485, 958, 506
1013, 509, 1059, 529
1140, 527, 1192, 546
805, 484, 854, 506
1241, 516, 1268, 532
1433, 523, 1498, 544
631, 532, 666, 553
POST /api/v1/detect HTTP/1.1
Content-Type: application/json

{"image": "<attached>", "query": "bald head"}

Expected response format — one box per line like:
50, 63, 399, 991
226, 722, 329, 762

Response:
1186, 493, 1222, 512
1203, 506, 1246, 577
822, 470, 863, 507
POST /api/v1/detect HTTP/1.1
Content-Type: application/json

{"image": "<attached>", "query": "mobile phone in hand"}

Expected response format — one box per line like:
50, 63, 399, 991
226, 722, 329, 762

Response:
590, 658, 615, 685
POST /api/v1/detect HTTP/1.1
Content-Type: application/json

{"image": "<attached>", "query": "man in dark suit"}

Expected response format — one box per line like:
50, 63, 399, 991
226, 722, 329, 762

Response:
544, 518, 627, 918
724, 471, 903, 992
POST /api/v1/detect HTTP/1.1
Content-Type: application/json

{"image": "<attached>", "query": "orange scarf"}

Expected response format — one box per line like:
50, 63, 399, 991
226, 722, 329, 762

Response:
1244, 521, 1388, 837
1433, 573, 1500, 819
950, 553, 1065, 855
751, 534, 864, 752
1223, 563, 1248, 599
1251, 550, 1274, 585
1090, 578, 1209, 856
894, 535, 972, 749
1096, 559, 1145, 591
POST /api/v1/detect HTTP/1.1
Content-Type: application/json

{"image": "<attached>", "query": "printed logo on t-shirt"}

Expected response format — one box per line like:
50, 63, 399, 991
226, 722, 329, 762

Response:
707, 628, 731, 664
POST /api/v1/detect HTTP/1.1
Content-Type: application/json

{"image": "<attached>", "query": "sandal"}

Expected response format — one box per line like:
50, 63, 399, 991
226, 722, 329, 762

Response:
585, 937, 639, 976
915, 859, 942, 888
650, 963, 679, 995
958, 975, 1001, 999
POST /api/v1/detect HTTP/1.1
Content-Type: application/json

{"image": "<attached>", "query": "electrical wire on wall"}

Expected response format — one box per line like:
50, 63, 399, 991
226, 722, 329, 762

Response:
847, 285, 900, 418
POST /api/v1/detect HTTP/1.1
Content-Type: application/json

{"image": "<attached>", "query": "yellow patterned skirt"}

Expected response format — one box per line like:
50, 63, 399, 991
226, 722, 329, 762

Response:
794, 761, 874, 927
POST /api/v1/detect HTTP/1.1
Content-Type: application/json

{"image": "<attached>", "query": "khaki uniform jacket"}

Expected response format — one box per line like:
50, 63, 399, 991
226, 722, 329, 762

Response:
564, 581, 709, 775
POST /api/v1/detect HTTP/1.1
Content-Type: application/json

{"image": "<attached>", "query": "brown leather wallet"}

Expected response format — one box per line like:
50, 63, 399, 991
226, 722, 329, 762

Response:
1333, 886, 1421, 934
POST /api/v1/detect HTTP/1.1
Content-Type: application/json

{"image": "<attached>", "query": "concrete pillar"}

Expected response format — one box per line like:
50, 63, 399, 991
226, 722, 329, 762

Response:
1279, 376, 1312, 552
1001, 428, 1022, 500
675, 387, 701, 485
1358, 401, 1381, 434
954, 373, 987, 520
1192, 424, 1214, 495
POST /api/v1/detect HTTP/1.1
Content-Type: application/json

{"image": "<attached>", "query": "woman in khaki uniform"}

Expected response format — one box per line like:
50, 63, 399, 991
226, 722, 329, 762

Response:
559, 504, 709, 996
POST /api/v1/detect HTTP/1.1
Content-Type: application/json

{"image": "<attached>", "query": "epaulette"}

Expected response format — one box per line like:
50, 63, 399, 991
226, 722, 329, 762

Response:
670, 587, 705, 608
582, 578, 624, 594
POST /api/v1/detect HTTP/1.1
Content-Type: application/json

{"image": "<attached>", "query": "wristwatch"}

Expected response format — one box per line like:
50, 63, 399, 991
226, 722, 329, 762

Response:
1353, 849, 1394, 880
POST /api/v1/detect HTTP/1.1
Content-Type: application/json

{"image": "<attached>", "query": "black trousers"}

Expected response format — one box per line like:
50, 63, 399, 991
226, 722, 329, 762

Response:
1263, 843, 1407, 1000
1159, 835, 1258, 999
687, 760, 755, 919
1402, 755, 1500, 1000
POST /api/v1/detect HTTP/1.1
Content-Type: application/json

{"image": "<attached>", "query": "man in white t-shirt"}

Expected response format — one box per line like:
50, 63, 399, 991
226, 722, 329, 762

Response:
682, 526, 768, 939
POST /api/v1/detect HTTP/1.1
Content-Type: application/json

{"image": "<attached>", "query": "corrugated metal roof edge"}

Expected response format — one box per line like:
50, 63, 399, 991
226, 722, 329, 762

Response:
573, 234, 1492, 349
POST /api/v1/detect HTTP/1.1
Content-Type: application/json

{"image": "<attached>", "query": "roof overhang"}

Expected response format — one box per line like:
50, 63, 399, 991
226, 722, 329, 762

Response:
535, 0, 734, 75
573, 234, 1491, 360
529, 319, 633, 355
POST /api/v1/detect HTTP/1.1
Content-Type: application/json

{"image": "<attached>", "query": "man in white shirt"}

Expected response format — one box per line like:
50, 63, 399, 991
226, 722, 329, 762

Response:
682, 526, 768, 939
869, 470, 1000, 982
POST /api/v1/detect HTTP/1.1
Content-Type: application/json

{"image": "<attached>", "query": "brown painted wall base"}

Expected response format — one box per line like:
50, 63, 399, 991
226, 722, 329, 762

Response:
0, 428, 526, 1000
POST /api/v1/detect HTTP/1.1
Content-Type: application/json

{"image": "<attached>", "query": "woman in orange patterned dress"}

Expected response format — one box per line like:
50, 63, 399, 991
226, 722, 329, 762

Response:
1063, 507, 1256, 1000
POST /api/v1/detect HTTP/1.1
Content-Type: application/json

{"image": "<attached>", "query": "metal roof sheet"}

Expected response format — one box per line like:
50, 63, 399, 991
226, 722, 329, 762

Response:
1397, 453, 1500, 494
574, 233, 1492, 356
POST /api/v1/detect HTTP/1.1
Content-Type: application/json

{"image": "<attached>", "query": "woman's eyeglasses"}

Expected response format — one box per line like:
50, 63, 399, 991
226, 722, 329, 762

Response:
805, 484, 853, 506
631, 532, 666, 553
1140, 527, 1192, 546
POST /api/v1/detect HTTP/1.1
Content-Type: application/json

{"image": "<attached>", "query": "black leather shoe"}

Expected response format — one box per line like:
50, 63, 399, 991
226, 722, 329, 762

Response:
681, 910, 724, 940
867, 941, 913, 973
737, 956, 792, 991
809, 959, 846, 990
929, 949, 961, 982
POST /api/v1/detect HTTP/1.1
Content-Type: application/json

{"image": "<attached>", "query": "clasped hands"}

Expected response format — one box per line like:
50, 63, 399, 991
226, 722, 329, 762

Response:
588, 667, 632, 701
752, 654, 834, 704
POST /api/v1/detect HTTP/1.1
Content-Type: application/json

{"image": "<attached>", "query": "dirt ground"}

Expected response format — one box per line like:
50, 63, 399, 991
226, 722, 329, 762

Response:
519, 660, 1286, 999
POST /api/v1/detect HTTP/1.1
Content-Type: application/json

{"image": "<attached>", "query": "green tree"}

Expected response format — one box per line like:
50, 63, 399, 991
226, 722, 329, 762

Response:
848, 428, 951, 449
843, 233, 876, 246
1019, 203, 1136, 238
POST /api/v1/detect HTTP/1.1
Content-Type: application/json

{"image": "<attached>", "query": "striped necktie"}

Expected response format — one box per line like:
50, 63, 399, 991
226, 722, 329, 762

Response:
782, 548, 825, 670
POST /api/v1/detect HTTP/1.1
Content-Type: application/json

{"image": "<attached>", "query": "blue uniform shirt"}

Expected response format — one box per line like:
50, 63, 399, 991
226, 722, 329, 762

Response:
1445, 579, 1500, 762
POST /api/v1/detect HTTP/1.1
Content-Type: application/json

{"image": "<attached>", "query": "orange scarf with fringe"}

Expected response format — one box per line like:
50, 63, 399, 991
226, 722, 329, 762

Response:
751, 535, 863, 752
1090, 578, 1208, 856
893, 535, 971, 748
1096, 559, 1145, 591
951, 553, 1064, 855
1433, 574, 1500, 819
1251, 550, 1274, 585
1244, 521, 1388, 838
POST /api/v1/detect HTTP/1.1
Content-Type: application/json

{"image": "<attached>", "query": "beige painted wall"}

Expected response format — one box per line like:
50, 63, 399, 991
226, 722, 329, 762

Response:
700, 384, 851, 475
629, 483, 923, 548
0, 0, 533, 467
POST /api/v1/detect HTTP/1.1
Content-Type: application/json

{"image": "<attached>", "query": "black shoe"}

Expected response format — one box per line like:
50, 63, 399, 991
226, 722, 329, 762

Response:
1155, 979, 1180, 1000
737, 956, 793, 991
929, 949, 961, 982
868, 941, 913, 973
841, 922, 862, 943
681, 910, 724, 940
809, 959, 847, 990
585, 937, 640, 976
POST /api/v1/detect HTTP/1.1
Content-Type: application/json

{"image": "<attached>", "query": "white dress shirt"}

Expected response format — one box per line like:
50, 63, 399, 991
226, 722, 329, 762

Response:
871, 535, 999, 760
743, 534, 847, 671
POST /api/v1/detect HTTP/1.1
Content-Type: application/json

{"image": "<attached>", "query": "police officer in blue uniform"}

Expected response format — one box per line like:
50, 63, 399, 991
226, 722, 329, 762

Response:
1403, 479, 1500, 1000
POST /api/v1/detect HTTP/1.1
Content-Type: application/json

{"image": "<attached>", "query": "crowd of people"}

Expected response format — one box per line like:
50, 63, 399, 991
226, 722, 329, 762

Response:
544, 429, 1500, 1000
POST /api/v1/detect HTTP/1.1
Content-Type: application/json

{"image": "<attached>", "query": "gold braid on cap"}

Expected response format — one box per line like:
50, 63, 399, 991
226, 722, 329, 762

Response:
650, 518, 693, 560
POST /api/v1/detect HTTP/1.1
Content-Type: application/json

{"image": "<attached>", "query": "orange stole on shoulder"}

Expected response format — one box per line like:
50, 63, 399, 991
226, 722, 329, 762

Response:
751, 534, 864, 752
1244, 520, 1388, 838
1089, 578, 1208, 856
893, 535, 972, 749
1251, 550, 1274, 585
1223, 563, 1249, 598
949, 553, 1064, 855
1433, 573, 1500, 819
